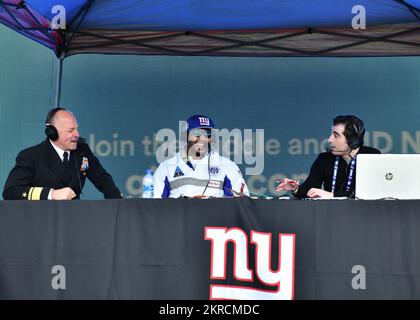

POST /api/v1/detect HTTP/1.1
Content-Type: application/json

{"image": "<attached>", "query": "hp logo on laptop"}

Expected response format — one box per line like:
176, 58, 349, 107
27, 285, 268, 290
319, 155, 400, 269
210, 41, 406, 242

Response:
385, 172, 393, 181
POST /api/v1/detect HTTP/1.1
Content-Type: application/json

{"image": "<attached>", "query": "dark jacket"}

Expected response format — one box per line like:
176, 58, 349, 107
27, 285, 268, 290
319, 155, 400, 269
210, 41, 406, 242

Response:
3, 139, 122, 200
294, 146, 381, 198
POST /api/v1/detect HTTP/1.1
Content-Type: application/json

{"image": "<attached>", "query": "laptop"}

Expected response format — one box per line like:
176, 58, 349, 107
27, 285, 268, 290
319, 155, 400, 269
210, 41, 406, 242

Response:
356, 154, 420, 200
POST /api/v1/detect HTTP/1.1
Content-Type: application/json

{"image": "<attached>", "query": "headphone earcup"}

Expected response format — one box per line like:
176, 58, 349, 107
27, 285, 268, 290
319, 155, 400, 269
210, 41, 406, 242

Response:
349, 136, 360, 149
45, 125, 59, 141
349, 118, 365, 150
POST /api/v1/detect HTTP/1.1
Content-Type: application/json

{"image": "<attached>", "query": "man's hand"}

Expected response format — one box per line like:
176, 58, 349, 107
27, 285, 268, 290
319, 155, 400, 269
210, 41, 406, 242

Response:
276, 178, 300, 192
307, 188, 333, 199
51, 187, 76, 200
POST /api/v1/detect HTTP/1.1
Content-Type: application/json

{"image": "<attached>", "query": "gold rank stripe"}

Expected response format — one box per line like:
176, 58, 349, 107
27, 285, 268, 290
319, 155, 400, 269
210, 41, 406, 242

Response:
28, 187, 43, 200
28, 187, 34, 200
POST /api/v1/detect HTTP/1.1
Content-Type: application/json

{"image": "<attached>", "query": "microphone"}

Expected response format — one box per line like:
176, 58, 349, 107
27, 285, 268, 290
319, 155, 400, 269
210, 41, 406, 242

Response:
78, 137, 86, 144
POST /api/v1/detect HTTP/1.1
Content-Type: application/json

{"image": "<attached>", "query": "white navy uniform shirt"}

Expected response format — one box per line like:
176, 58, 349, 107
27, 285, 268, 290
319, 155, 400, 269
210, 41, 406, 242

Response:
153, 151, 249, 198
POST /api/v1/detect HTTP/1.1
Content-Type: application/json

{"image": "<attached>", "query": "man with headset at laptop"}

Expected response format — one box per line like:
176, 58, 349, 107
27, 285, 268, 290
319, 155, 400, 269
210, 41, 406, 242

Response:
276, 115, 380, 199
3, 107, 123, 200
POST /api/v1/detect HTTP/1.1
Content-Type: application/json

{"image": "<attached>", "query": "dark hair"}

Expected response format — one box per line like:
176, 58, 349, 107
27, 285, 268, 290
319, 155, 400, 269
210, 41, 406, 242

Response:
333, 115, 366, 149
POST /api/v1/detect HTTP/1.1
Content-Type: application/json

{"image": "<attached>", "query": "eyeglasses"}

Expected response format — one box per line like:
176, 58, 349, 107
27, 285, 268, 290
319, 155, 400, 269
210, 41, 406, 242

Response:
190, 129, 211, 138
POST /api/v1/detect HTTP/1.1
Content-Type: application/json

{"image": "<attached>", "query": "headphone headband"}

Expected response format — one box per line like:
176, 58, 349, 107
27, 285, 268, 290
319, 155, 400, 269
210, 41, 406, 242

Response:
45, 107, 66, 125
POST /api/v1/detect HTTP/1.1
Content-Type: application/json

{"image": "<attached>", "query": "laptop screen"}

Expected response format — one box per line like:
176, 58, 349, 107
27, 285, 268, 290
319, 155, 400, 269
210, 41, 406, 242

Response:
355, 154, 420, 200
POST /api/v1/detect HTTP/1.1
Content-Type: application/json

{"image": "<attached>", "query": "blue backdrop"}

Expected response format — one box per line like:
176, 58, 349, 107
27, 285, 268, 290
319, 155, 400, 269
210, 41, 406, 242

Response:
1, 25, 420, 199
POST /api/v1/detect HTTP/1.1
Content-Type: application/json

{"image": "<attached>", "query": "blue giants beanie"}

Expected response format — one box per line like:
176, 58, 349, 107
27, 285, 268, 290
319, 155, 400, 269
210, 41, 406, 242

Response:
186, 115, 215, 132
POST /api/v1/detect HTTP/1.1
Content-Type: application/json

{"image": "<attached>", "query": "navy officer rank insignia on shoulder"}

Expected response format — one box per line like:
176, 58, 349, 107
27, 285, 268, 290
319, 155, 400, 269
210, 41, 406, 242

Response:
174, 166, 185, 178
80, 156, 89, 175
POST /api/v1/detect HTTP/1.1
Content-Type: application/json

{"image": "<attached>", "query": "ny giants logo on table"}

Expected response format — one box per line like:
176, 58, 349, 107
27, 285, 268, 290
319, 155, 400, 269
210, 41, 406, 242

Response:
204, 227, 295, 300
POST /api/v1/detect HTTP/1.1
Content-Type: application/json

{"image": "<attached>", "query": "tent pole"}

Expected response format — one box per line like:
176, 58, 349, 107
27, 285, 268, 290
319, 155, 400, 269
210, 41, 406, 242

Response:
55, 54, 64, 107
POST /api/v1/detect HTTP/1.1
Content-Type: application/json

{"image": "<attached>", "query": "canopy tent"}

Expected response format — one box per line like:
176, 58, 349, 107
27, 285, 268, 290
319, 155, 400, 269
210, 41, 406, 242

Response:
1, 0, 420, 58
1, 0, 420, 105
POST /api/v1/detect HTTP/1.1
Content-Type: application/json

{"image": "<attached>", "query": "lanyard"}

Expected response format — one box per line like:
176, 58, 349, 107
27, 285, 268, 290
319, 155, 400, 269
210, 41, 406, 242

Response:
331, 156, 356, 193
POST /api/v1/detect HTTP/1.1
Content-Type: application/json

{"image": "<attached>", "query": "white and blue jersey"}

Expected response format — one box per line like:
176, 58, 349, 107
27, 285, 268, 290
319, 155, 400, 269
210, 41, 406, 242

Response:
153, 151, 249, 198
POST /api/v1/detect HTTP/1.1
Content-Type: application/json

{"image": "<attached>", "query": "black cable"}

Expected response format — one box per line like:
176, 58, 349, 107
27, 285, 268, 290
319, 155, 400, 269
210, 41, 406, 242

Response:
337, 159, 350, 193
338, 150, 357, 195
201, 152, 211, 196
354, 196, 400, 200
346, 191, 355, 200
73, 151, 83, 199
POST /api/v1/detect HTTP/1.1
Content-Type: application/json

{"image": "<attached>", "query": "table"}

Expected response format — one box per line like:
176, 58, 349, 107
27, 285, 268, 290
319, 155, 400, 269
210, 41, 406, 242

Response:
0, 198, 419, 299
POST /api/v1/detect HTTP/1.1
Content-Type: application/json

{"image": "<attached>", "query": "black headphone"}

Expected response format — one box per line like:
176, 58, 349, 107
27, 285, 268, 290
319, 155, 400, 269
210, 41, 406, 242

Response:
333, 115, 366, 150
346, 116, 366, 150
45, 107, 66, 141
